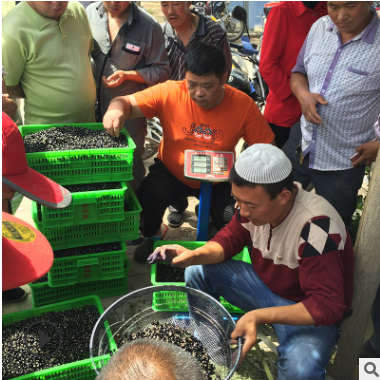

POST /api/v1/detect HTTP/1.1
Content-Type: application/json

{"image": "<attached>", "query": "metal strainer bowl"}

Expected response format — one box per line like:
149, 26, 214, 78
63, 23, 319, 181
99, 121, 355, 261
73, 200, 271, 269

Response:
90, 285, 241, 379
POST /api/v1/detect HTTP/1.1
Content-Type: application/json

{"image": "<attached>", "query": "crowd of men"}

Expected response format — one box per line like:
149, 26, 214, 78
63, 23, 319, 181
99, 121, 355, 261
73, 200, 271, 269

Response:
2, 1, 379, 379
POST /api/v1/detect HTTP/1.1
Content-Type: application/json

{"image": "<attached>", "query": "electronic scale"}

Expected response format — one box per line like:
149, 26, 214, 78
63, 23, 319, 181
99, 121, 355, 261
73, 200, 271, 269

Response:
184, 150, 234, 181
184, 150, 234, 240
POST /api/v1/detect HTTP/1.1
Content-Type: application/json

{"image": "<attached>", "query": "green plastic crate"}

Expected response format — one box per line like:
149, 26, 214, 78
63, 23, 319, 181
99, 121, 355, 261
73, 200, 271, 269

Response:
151, 291, 245, 314
47, 241, 127, 288
151, 241, 250, 314
2, 356, 110, 380
2, 295, 115, 380
29, 259, 130, 308
19, 123, 135, 185
32, 189, 142, 250
32, 182, 129, 227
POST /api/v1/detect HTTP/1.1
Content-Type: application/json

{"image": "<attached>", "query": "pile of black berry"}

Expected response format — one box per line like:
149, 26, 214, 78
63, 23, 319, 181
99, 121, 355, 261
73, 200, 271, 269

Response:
156, 263, 185, 282
53, 242, 122, 259
24, 126, 128, 153
2, 305, 100, 380
122, 321, 220, 380
64, 182, 122, 193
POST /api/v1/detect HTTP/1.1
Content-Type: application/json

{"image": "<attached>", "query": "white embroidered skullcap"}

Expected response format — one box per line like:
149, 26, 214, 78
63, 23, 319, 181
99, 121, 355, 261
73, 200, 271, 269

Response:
235, 144, 292, 183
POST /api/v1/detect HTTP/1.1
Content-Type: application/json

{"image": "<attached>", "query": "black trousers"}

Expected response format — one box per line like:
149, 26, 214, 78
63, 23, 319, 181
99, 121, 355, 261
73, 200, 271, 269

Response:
269, 123, 291, 149
137, 159, 235, 237
282, 122, 365, 234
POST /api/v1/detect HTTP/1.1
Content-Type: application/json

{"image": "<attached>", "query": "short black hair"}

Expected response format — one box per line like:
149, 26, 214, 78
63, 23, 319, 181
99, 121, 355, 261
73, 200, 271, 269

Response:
229, 164, 294, 200
184, 41, 225, 78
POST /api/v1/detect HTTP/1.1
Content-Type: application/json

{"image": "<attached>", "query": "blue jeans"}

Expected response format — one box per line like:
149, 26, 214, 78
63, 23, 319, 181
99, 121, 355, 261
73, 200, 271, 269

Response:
282, 122, 365, 236
186, 260, 340, 380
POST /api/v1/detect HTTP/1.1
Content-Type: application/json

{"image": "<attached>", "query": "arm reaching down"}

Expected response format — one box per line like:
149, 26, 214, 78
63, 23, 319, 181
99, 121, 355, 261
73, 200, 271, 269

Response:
147, 241, 226, 268
290, 72, 328, 125
231, 302, 315, 364
103, 94, 145, 137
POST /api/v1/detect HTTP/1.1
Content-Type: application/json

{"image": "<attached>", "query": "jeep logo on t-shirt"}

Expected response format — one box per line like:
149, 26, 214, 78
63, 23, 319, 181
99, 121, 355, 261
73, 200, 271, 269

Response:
182, 123, 224, 144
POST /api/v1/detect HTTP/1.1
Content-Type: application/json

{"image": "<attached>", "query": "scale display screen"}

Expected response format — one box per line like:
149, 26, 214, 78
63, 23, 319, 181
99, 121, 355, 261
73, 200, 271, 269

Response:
184, 150, 234, 182
193, 166, 208, 174
192, 155, 210, 174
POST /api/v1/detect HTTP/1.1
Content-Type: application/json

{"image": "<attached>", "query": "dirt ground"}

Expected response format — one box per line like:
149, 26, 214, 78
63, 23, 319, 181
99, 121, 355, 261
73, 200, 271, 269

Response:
139, 1, 166, 23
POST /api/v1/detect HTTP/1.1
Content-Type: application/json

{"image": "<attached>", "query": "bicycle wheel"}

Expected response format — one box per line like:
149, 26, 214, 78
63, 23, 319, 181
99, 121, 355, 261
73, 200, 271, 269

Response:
223, 16, 244, 42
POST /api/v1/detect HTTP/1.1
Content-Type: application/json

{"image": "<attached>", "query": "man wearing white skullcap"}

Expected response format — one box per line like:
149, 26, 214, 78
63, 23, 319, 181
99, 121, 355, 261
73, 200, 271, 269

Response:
148, 144, 354, 380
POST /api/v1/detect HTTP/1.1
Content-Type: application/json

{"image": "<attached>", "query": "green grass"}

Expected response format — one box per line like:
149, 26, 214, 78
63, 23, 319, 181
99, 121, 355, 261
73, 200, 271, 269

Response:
229, 348, 277, 380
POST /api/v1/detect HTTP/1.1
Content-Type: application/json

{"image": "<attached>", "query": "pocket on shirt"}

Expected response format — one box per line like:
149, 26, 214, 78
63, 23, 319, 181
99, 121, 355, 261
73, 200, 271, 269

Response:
117, 38, 147, 70
362, 73, 380, 92
341, 67, 369, 96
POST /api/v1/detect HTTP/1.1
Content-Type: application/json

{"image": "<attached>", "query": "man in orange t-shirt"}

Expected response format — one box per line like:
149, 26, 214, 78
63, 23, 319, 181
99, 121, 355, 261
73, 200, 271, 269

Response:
103, 42, 275, 262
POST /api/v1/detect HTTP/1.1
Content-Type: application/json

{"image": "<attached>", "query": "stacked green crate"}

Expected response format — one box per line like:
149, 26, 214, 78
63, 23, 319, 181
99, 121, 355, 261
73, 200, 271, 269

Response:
150, 241, 251, 314
19, 123, 135, 185
31, 185, 141, 250
29, 260, 130, 308
20, 123, 141, 305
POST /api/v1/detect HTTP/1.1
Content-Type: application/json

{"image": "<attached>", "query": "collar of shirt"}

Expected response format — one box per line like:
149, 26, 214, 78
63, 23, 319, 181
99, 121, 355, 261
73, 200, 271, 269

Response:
24, 1, 73, 30
293, 1, 326, 17
327, 7, 379, 44
96, 1, 140, 27
164, 13, 207, 40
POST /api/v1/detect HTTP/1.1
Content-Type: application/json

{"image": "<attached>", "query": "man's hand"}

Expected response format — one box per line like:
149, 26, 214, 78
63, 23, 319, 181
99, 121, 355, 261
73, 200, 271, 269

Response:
298, 92, 328, 125
103, 97, 129, 137
2, 94, 17, 120
230, 311, 260, 365
103, 109, 125, 137
290, 72, 328, 125
147, 244, 186, 264
103, 95, 144, 137
147, 244, 195, 268
102, 71, 126, 88
230, 302, 315, 365
102, 70, 145, 88
352, 139, 380, 166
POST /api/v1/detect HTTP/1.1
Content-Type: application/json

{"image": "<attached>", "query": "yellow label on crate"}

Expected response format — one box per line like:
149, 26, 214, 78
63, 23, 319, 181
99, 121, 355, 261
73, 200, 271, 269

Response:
2, 221, 36, 242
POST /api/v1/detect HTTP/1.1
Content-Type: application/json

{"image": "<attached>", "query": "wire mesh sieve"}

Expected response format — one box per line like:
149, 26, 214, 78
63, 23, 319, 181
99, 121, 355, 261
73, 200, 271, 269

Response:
90, 285, 241, 379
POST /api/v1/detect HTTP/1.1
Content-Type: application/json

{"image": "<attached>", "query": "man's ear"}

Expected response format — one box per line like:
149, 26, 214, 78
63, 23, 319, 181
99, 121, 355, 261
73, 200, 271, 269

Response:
221, 72, 229, 85
278, 189, 291, 205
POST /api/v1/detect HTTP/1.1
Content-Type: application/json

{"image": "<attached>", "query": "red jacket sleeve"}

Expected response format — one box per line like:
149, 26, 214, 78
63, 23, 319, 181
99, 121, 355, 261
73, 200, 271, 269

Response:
260, 5, 293, 102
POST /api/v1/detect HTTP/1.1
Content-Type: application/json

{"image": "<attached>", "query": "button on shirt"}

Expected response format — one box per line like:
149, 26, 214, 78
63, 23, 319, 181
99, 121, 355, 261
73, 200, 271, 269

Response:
86, 2, 169, 118
292, 11, 380, 170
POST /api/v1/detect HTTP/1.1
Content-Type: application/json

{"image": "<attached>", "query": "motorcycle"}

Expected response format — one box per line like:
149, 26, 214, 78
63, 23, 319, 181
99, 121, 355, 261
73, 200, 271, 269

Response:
143, 117, 162, 161
227, 6, 269, 151
228, 6, 268, 112
229, 38, 268, 112
192, 1, 245, 42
